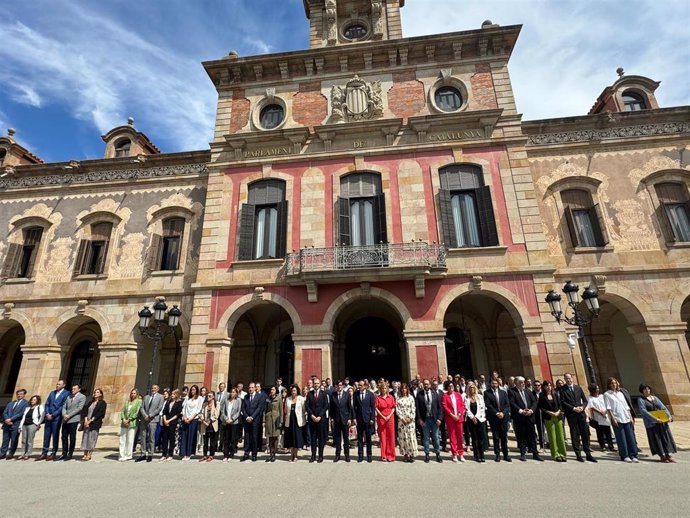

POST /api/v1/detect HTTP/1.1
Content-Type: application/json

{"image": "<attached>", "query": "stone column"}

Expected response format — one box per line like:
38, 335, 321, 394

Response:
206, 336, 232, 387
403, 329, 447, 380
292, 332, 333, 388
631, 323, 690, 419
92, 342, 139, 425
14, 343, 63, 399
515, 325, 546, 381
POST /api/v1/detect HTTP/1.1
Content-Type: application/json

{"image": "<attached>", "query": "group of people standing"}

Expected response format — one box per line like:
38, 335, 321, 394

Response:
0, 371, 678, 465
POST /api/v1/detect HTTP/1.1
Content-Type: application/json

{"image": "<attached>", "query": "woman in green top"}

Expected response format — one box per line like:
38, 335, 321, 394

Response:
118, 389, 142, 461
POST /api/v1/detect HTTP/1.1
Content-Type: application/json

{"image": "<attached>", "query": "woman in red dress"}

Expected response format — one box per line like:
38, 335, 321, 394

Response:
375, 381, 396, 462
442, 381, 466, 462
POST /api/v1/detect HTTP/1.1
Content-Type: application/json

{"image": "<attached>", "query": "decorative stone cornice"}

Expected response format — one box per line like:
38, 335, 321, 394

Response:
527, 122, 690, 146
0, 163, 208, 191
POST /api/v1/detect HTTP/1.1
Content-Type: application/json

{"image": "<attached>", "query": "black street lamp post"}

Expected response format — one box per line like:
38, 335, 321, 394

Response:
138, 300, 181, 395
545, 280, 601, 384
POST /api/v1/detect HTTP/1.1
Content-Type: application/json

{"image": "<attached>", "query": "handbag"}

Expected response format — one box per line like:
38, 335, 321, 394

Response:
77, 421, 84, 432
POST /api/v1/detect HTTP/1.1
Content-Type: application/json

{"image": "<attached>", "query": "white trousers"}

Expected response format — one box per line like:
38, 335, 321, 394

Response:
119, 427, 136, 460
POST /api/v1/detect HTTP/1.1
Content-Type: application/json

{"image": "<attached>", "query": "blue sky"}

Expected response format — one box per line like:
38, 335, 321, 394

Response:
1, 0, 688, 163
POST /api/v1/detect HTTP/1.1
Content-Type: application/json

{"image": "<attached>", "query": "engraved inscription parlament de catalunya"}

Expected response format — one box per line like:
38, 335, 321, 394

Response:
427, 129, 483, 142
243, 146, 291, 158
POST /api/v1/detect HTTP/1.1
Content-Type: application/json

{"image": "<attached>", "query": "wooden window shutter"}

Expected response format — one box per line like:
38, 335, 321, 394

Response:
373, 193, 388, 244
275, 200, 288, 258
338, 197, 351, 246
73, 239, 89, 276
1, 243, 22, 279
564, 206, 580, 247
438, 189, 458, 248
96, 237, 110, 274
237, 204, 256, 260
475, 186, 499, 246
590, 203, 609, 246
146, 234, 163, 272
24, 227, 43, 277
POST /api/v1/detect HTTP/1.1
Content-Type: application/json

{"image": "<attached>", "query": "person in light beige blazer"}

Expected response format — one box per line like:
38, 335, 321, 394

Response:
199, 393, 219, 462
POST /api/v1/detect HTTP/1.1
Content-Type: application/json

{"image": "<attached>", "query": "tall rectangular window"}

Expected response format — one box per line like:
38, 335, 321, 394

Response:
161, 218, 184, 270
338, 173, 387, 247
238, 180, 288, 260
561, 189, 607, 248
1, 226, 43, 279
656, 182, 690, 242
74, 222, 112, 276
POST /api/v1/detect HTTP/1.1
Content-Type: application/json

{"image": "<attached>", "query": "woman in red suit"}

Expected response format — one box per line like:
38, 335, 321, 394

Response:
375, 381, 396, 462
442, 381, 466, 462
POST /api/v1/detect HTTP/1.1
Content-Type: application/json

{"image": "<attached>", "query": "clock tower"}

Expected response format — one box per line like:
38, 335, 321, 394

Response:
303, 0, 405, 47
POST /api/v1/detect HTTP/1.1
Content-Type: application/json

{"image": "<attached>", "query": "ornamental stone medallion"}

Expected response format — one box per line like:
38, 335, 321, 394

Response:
331, 75, 384, 122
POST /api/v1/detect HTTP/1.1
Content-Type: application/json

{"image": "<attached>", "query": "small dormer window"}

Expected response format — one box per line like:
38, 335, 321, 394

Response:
0, 149, 6, 162
259, 105, 285, 130
435, 86, 463, 112
622, 91, 647, 111
114, 139, 131, 158
344, 23, 368, 41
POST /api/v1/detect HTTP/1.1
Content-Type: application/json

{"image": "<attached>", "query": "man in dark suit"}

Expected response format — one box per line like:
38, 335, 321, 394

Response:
532, 380, 546, 451
330, 380, 354, 462
0, 389, 29, 459
353, 379, 376, 463
508, 376, 543, 462
484, 379, 512, 462
415, 378, 444, 463
305, 377, 329, 463
561, 373, 597, 462
39, 379, 69, 461
240, 382, 265, 461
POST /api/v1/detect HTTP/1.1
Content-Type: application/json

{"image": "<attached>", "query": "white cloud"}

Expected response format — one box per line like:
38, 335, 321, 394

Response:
0, 5, 217, 152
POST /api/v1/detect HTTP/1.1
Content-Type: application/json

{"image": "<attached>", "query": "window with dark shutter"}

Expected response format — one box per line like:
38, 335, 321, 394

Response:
655, 182, 690, 242
560, 189, 606, 247
237, 179, 287, 260
439, 165, 496, 247
17, 226, 43, 278
339, 173, 385, 247
79, 222, 113, 275
1, 243, 23, 279
73, 240, 89, 277
160, 217, 185, 270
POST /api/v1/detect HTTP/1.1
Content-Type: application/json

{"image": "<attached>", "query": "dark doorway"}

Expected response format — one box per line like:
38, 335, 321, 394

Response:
445, 327, 474, 380
345, 317, 402, 381
65, 341, 99, 396
278, 334, 295, 384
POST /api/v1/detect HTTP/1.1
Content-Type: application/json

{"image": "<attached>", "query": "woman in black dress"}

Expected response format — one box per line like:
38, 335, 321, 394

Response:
283, 385, 306, 462
637, 384, 676, 463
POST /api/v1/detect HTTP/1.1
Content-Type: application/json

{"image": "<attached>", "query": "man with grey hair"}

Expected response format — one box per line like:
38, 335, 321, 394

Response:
509, 376, 543, 462
136, 384, 164, 462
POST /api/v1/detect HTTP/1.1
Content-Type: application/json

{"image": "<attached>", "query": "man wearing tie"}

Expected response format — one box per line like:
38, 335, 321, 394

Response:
0, 389, 29, 460
561, 373, 597, 462
59, 384, 85, 461
508, 376, 543, 462
415, 378, 444, 463
305, 377, 329, 463
241, 382, 265, 461
39, 379, 69, 461
136, 384, 164, 462
484, 378, 512, 462
330, 380, 354, 462
215, 383, 227, 452
353, 379, 376, 463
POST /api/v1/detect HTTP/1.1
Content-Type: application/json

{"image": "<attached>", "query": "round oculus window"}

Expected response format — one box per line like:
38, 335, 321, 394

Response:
259, 104, 285, 129
344, 23, 368, 40
435, 86, 463, 112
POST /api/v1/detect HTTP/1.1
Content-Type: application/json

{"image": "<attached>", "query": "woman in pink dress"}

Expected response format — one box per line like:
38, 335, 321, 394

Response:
442, 381, 466, 462
375, 381, 396, 462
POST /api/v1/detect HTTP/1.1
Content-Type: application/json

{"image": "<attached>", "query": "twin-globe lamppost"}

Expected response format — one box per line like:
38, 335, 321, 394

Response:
138, 300, 181, 395
545, 280, 601, 385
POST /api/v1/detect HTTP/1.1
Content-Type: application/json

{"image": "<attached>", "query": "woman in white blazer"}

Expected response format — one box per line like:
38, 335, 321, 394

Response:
463, 383, 487, 462
18, 395, 45, 459
283, 385, 307, 462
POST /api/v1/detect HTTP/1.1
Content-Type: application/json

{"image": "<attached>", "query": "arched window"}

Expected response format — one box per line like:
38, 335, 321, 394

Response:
73, 222, 113, 276
655, 182, 690, 242
438, 165, 498, 248
0, 148, 7, 162
65, 341, 98, 395
339, 173, 387, 247
435, 86, 463, 112
259, 105, 285, 130
238, 180, 288, 260
561, 189, 607, 247
114, 139, 131, 157
1, 226, 43, 279
622, 91, 647, 112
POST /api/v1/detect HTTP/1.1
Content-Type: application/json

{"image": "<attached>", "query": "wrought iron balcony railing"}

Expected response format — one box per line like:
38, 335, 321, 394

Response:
285, 242, 447, 276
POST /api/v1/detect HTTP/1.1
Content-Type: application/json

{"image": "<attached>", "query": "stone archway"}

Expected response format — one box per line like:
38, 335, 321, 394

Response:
55, 316, 103, 396
0, 320, 25, 404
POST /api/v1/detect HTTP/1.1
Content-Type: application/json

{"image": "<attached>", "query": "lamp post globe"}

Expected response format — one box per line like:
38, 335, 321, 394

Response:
582, 287, 600, 315
562, 280, 580, 306
153, 300, 167, 322
138, 306, 152, 330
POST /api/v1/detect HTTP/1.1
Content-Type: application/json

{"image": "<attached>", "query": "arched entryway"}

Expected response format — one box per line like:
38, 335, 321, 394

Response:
0, 320, 25, 402
682, 295, 690, 352
229, 302, 295, 385
443, 293, 527, 380
134, 324, 183, 392
56, 317, 102, 396
333, 298, 405, 382
588, 295, 647, 391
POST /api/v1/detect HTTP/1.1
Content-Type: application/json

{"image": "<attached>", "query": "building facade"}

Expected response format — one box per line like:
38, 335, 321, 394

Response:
1, 0, 689, 420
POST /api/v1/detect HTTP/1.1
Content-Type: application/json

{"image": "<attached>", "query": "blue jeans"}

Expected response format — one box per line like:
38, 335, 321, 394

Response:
1, 424, 21, 456
180, 420, 198, 457
613, 421, 638, 460
42, 417, 62, 455
422, 417, 441, 456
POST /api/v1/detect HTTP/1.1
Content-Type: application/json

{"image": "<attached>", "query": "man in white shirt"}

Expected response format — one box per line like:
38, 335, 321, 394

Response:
604, 377, 639, 463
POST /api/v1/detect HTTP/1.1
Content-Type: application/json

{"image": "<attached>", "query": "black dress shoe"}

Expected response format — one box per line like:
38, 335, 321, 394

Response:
533, 454, 544, 462
519, 454, 527, 462
494, 455, 501, 462
334, 456, 340, 463
251, 455, 257, 462
65, 455, 73, 461
56, 455, 67, 462
240, 455, 249, 462
586, 456, 598, 463
409, 458, 415, 463
309, 457, 316, 463
146, 456, 152, 463
317, 458, 323, 463
504, 456, 512, 462
345, 456, 350, 463
576, 456, 585, 463
436, 454, 443, 463
424, 454, 430, 463
357, 458, 363, 463
135, 456, 146, 463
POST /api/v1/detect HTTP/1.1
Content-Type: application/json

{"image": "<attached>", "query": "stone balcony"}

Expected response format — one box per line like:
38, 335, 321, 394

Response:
284, 242, 447, 301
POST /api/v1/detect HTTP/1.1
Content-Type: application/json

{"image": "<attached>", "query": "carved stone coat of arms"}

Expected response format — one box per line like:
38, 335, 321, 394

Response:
331, 75, 384, 122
